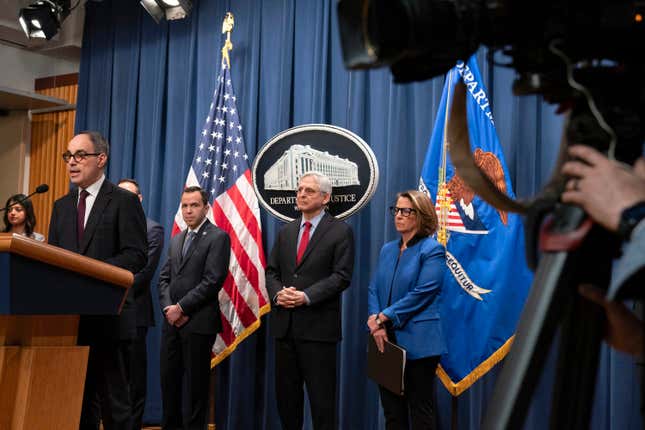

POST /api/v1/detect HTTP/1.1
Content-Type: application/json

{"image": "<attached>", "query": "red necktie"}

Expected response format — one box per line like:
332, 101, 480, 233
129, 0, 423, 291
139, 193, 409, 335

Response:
296, 221, 311, 264
77, 189, 89, 243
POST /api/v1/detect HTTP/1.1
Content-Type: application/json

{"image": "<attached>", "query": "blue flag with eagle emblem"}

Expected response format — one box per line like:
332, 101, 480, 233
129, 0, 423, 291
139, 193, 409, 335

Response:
419, 55, 533, 396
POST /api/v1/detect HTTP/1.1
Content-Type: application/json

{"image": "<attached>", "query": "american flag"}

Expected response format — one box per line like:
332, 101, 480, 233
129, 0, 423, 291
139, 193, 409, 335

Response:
172, 61, 270, 366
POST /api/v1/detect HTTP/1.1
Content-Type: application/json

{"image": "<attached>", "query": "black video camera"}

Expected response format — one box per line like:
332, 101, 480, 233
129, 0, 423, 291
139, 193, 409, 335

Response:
337, 0, 645, 163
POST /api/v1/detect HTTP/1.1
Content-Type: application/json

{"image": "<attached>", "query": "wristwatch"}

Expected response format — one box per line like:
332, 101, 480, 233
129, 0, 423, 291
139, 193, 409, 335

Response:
374, 315, 383, 328
617, 201, 645, 241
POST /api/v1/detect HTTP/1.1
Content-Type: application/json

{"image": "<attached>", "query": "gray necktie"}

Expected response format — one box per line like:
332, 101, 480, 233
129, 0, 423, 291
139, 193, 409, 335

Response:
182, 231, 196, 258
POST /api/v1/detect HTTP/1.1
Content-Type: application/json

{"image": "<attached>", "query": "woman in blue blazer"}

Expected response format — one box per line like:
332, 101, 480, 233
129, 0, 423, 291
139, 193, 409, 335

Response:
367, 190, 446, 430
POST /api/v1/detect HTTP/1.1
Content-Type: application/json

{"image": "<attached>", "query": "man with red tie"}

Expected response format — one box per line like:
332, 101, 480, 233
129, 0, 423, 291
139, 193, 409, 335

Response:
266, 172, 355, 430
48, 131, 147, 429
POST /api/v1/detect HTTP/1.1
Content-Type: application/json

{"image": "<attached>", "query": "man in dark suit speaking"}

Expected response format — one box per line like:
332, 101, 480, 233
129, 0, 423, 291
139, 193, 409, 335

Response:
159, 186, 230, 429
266, 172, 355, 430
48, 131, 147, 429
117, 178, 165, 429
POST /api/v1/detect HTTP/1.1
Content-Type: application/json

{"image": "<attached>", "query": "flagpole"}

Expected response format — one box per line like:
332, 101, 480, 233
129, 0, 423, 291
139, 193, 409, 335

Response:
208, 369, 217, 430
208, 13, 235, 430
221, 12, 234, 69
436, 70, 454, 247
441, 68, 458, 430
451, 395, 458, 430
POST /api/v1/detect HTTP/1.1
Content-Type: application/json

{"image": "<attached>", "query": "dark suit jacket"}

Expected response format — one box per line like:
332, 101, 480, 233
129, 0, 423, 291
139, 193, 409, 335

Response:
48, 179, 148, 340
158, 220, 230, 335
134, 218, 164, 328
266, 212, 355, 342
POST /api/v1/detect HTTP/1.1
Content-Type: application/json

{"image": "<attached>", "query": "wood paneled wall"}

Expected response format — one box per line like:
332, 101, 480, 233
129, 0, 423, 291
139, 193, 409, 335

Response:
29, 74, 78, 240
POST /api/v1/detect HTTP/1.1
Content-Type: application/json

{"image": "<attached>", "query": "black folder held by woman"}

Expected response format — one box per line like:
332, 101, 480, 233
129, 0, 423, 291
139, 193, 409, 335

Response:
366, 334, 407, 395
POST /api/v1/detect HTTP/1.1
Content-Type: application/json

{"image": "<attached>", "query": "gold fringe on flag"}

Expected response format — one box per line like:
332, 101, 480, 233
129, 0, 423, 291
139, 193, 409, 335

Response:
211, 303, 272, 368
436, 335, 515, 396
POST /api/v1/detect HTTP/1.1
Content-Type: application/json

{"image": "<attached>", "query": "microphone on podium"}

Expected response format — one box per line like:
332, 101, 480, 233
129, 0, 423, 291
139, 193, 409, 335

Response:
0, 184, 49, 212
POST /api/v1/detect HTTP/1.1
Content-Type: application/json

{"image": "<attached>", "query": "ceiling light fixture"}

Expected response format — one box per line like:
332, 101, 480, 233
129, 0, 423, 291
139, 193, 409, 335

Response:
18, 0, 73, 40
140, 0, 192, 24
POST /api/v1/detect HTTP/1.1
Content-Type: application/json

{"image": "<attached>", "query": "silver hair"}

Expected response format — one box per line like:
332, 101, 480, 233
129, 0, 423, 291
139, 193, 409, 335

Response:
78, 130, 110, 158
299, 171, 332, 195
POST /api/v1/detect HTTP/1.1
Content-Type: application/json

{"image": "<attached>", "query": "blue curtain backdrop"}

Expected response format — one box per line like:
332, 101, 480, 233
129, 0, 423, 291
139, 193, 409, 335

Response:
75, 0, 642, 428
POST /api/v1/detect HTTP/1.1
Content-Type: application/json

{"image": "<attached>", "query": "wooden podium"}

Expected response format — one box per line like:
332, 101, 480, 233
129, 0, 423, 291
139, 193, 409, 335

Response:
0, 233, 133, 429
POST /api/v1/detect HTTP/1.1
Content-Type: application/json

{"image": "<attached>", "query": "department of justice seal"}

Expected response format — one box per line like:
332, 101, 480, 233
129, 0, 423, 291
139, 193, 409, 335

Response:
252, 124, 379, 222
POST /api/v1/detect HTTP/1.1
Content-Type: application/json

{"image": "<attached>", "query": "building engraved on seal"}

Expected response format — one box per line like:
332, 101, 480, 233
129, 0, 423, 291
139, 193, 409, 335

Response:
252, 123, 379, 222
264, 144, 360, 191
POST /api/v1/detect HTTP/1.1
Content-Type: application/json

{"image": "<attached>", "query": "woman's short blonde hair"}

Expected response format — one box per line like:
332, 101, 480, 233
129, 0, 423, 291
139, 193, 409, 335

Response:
395, 190, 438, 236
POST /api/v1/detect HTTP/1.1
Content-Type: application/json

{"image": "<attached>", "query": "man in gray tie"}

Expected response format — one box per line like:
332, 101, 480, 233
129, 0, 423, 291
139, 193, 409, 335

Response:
158, 186, 230, 429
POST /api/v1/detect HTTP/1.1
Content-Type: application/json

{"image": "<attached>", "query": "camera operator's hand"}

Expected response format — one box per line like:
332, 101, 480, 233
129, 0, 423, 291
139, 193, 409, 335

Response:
578, 284, 643, 358
561, 145, 645, 232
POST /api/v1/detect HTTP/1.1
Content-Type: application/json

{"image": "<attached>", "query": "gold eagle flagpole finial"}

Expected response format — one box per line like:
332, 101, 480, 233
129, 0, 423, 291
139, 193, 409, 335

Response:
221, 12, 234, 69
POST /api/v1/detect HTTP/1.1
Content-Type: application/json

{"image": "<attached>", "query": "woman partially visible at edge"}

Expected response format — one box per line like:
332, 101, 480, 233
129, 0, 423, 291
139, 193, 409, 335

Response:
367, 190, 446, 430
2, 194, 45, 242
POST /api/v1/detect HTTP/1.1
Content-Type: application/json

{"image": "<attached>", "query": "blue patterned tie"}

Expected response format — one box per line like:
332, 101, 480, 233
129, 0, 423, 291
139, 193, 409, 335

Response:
182, 231, 195, 259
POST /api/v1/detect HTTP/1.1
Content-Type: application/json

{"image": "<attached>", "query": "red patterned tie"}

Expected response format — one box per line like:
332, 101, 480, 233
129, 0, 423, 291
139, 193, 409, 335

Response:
296, 221, 311, 264
77, 189, 89, 243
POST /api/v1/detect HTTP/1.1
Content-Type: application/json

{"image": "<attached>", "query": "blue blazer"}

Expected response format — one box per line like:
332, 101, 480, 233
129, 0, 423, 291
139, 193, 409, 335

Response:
368, 236, 447, 360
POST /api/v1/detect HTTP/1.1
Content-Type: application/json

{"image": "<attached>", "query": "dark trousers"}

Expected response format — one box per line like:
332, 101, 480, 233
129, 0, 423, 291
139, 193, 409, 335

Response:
128, 326, 149, 429
274, 337, 338, 430
79, 339, 133, 430
379, 355, 440, 430
160, 323, 216, 430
